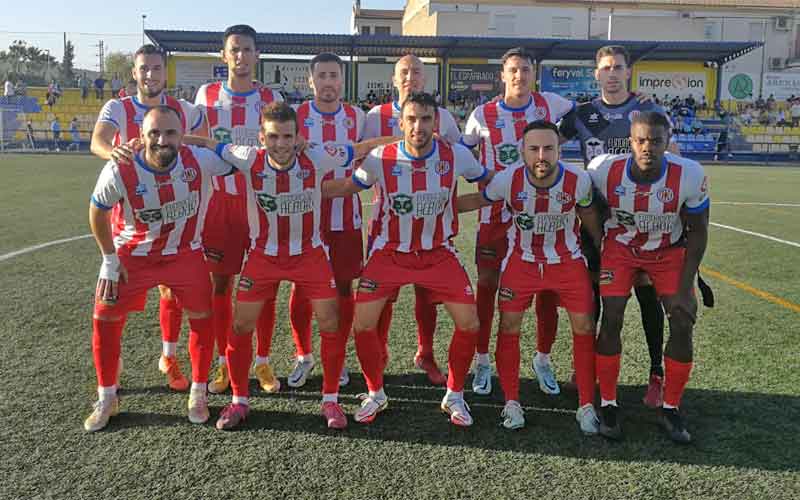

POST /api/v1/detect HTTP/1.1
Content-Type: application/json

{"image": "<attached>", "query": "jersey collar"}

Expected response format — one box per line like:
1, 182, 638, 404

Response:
134, 151, 179, 175
499, 95, 533, 112
265, 154, 298, 174
392, 101, 402, 113
525, 161, 564, 190
400, 140, 437, 161
625, 156, 667, 185
311, 100, 342, 116
131, 94, 167, 109
222, 82, 258, 97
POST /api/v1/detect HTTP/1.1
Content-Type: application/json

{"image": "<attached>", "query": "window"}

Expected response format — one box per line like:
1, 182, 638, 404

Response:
704, 22, 719, 41
361, 26, 371, 35
748, 21, 764, 42
495, 14, 515, 35
552, 17, 572, 38
375, 26, 391, 35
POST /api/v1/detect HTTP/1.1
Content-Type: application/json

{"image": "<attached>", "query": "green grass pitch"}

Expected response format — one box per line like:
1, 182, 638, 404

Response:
1, 154, 798, 499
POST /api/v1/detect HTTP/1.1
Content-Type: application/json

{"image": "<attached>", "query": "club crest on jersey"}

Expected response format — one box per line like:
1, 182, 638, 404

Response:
135, 183, 148, 196
533, 107, 547, 120
435, 160, 451, 176
390, 193, 414, 215
588, 113, 600, 123
614, 185, 627, 197
213, 128, 233, 144
296, 168, 311, 180
555, 191, 573, 204
256, 193, 278, 213
585, 138, 605, 160
495, 118, 506, 129
386, 118, 397, 129
497, 144, 520, 165
304, 118, 315, 128
181, 168, 198, 183
515, 191, 528, 202
391, 165, 402, 176
515, 213, 535, 231
342, 116, 354, 129
656, 187, 675, 203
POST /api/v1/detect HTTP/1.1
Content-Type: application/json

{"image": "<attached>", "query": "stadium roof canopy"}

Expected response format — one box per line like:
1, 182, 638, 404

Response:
146, 30, 762, 66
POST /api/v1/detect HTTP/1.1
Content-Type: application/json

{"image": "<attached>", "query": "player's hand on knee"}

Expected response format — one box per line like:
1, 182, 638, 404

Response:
96, 254, 123, 304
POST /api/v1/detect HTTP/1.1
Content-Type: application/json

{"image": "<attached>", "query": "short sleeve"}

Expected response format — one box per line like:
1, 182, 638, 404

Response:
353, 150, 380, 189
362, 107, 381, 140
306, 143, 354, 175
575, 169, 594, 208
191, 146, 235, 176
97, 99, 122, 129
438, 108, 462, 143
454, 144, 486, 182
220, 143, 260, 173
586, 154, 611, 197
558, 108, 578, 140
194, 84, 207, 107
91, 162, 124, 209
460, 107, 482, 148
354, 106, 367, 142
482, 167, 511, 203
180, 101, 204, 132
546, 93, 575, 122
683, 163, 710, 213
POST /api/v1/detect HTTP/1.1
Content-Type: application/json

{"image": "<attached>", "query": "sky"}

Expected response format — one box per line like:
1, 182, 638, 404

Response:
1, 0, 406, 71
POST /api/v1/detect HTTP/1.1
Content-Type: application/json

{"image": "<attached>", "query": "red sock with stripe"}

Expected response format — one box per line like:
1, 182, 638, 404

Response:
572, 333, 596, 407
226, 331, 253, 399
187, 317, 214, 383
159, 296, 183, 343
535, 291, 559, 354
494, 332, 521, 401
92, 317, 124, 388
255, 298, 276, 358
338, 294, 355, 341
447, 329, 478, 391
663, 356, 693, 407
475, 284, 497, 355
596, 353, 621, 403
354, 329, 384, 392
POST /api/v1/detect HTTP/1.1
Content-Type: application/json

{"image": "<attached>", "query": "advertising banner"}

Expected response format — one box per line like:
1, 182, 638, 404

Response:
174, 59, 229, 88
762, 72, 800, 100
357, 63, 439, 100
540, 65, 598, 97
448, 64, 502, 100
635, 71, 708, 99
721, 71, 760, 101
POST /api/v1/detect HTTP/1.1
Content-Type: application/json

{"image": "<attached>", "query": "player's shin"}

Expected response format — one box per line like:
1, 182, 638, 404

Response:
415, 287, 437, 358
321, 330, 347, 399
289, 287, 313, 356
187, 316, 214, 385
377, 302, 393, 368
255, 298, 276, 360
159, 295, 183, 346
475, 284, 497, 357
573, 332, 597, 407
535, 291, 559, 355
212, 290, 233, 360
635, 285, 665, 377
447, 328, 478, 391
495, 331, 521, 402
663, 318, 694, 408
92, 317, 124, 390
354, 328, 385, 392
225, 331, 254, 401
338, 292, 355, 341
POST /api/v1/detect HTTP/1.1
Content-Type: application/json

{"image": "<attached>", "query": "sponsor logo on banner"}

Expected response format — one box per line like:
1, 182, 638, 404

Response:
637, 72, 707, 98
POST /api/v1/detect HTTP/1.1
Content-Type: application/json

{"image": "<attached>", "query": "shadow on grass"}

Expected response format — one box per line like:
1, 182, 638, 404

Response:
102, 373, 800, 472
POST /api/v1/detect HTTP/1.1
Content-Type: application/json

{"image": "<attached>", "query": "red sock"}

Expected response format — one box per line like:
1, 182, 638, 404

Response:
339, 294, 355, 340
414, 286, 436, 358
212, 292, 232, 358
255, 298, 276, 358
494, 332, 521, 402
596, 353, 621, 403
159, 296, 183, 343
187, 317, 214, 383
663, 356, 693, 407
289, 286, 313, 356
321, 330, 346, 395
572, 333, 596, 407
377, 302, 393, 369
225, 331, 253, 398
92, 317, 124, 387
535, 291, 559, 354
475, 284, 497, 354
447, 328, 478, 391
354, 329, 384, 392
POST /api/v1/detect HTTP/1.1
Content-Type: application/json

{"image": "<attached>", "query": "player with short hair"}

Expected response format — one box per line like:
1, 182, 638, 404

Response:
84, 105, 232, 432
460, 47, 574, 396
277, 52, 366, 390
361, 54, 462, 385
194, 24, 284, 395
555, 45, 672, 405
323, 92, 490, 426
456, 120, 603, 433
90, 44, 207, 392
588, 111, 710, 443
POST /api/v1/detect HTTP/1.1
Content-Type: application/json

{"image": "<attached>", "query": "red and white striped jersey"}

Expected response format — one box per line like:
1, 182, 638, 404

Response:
195, 81, 283, 196
483, 162, 593, 264
363, 101, 462, 143
217, 142, 354, 257
295, 101, 365, 232
97, 94, 203, 146
461, 93, 574, 226
91, 146, 232, 257
354, 140, 487, 254
588, 152, 709, 251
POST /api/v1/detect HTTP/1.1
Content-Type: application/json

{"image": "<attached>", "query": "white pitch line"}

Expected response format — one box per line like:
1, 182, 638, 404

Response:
710, 223, 800, 249
715, 201, 800, 207
0, 234, 92, 263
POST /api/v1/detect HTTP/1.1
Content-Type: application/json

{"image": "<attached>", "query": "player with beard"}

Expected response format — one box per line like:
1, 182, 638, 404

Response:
84, 105, 235, 432
588, 112, 709, 443
362, 54, 462, 385
90, 44, 207, 393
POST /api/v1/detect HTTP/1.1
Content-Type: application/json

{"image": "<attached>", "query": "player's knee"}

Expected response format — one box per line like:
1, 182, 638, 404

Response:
317, 314, 339, 333
185, 309, 211, 320
232, 317, 256, 336
455, 313, 480, 333
211, 274, 232, 295
158, 286, 173, 300
571, 314, 595, 335
498, 313, 522, 334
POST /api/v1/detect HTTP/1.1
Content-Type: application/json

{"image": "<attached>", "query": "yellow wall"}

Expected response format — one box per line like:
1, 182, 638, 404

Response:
631, 61, 717, 103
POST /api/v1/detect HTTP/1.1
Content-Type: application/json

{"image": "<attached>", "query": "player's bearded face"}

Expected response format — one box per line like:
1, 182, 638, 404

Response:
310, 62, 343, 104
523, 129, 559, 180
400, 103, 435, 151
134, 54, 165, 98
501, 57, 533, 98
141, 112, 182, 169
260, 120, 298, 166
630, 123, 668, 172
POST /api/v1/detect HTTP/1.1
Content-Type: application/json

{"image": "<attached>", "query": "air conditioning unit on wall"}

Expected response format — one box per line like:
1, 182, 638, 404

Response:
770, 57, 786, 70
775, 16, 792, 31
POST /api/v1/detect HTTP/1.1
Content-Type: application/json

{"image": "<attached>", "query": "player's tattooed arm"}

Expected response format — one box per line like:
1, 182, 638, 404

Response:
89, 204, 128, 304
672, 208, 709, 323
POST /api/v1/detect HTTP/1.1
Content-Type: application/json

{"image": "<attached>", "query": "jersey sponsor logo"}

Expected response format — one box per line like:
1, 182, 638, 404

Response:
413, 191, 450, 218
135, 183, 148, 196
614, 209, 636, 226
656, 187, 674, 203
588, 113, 600, 124
515, 213, 535, 231
135, 192, 199, 225
213, 127, 233, 144
555, 191, 573, 205
515, 191, 529, 202
495, 118, 506, 129
585, 137, 605, 160
497, 143, 520, 165
614, 185, 627, 197
278, 190, 314, 216
387, 118, 397, 129
532, 213, 570, 234
256, 193, 278, 213
390, 193, 414, 216
498, 287, 515, 301
634, 212, 678, 233
606, 137, 631, 154
434, 160, 451, 176
180, 167, 198, 183
533, 107, 547, 120
233, 126, 259, 146
603, 112, 623, 122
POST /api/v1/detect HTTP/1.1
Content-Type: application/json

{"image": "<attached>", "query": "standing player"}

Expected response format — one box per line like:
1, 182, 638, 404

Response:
460, 47, 574, 395
456, 121, 602, 433
361, 54, 462, 385
90, 44, 207, 392
84, 105, 231, 432
323, 92, 489, 426
194, 25, 284, 395
588, 111, 709, 443
279, 52, 365, 390
557, 45, 671, 405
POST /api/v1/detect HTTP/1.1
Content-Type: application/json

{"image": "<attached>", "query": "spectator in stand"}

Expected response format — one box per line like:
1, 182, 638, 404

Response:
94, 75, 106, 100
4, 78, 14, 97
69, 117, 81, 151
79, 74, 89, 103
685, 94, 696, 111
110, 74, 122, 97
790, 99, 800, 127
767, 94, 776, 110
26, 121, 35, 149
15, 80, 26, 96
50, 117, 61, 151
700, 95, 707, 111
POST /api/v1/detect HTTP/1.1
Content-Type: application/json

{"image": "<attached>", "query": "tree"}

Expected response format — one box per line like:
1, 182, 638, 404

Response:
0, 40, 58, 85
61, 40, 75, 84
105, 51, 133, 80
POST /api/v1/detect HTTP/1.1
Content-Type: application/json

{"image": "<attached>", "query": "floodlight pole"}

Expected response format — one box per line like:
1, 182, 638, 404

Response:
607, 8, 614, 40
142, 15, 147, 45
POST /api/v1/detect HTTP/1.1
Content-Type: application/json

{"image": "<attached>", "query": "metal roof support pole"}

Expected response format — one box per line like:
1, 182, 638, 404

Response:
441, 53, 449, 105
715, 62, 723, 107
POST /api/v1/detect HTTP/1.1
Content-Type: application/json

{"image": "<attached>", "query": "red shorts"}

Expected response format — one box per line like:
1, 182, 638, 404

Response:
475, 221, 510, 272
202, 191, 250, 276
357, 246, 474, 305
323, 229, 363, 283
236, 246, 337, 303
499, 253, 594, 314
599, 239, 686, 297
94, 250, 212, 316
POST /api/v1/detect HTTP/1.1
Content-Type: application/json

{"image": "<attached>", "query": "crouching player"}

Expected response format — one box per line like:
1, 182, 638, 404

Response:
457, 121, 603, 433
588, 111, 709, 443
85, 105, 234, 432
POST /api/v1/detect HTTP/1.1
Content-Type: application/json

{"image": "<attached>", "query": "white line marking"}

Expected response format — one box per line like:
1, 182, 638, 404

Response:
0, 234, 92, 262
710, 223, 800, 248
715, 201, 800, 207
